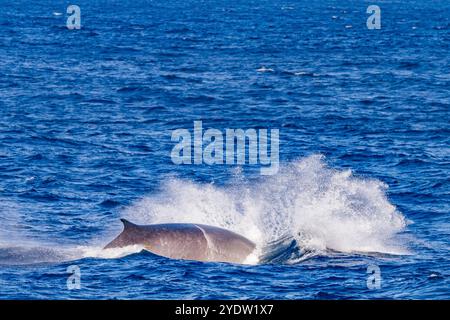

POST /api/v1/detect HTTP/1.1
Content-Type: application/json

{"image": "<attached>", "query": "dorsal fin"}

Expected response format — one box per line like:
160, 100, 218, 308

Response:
120, 218, 137, 230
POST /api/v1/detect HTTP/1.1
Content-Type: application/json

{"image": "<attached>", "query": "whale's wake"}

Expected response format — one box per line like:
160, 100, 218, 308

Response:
0, 155, 409, 265
0, 244, 147, 266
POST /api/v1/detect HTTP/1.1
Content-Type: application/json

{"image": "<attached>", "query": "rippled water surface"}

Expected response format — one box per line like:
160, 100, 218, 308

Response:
0, 0, 449, 299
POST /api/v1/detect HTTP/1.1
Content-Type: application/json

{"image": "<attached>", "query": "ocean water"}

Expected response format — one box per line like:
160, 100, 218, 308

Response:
0, 0, 449, 299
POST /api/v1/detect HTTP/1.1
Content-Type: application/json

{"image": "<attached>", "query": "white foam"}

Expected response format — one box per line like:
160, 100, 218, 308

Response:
78, 245, 145, 259
257, 66, 274, 73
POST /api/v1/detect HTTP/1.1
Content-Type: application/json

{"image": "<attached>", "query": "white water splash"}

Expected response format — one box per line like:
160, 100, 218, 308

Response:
77, 245, 145, 260
124, 155, 409, 262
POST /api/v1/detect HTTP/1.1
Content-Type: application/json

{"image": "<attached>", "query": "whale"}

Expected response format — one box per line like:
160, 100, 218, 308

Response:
104, 219, 256, 264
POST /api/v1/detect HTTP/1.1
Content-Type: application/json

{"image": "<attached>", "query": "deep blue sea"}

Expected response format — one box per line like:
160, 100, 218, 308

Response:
0, 0, 449, 299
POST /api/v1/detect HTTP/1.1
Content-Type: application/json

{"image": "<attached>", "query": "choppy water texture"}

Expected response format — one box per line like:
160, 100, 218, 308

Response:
0, 0, 449, 299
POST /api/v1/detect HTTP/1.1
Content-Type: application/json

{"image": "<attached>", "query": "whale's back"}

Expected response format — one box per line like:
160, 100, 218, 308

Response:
104, 219, 256, 264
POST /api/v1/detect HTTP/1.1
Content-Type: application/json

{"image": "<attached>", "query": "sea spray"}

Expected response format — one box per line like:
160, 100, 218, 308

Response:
124, 155, 409, 263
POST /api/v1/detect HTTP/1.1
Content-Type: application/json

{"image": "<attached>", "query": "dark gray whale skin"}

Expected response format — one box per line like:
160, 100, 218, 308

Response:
104, 219, 256, 264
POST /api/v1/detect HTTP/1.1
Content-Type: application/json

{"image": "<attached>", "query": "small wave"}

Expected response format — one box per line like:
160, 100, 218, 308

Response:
257, 66, 274, 73
292, 71, 317, 77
